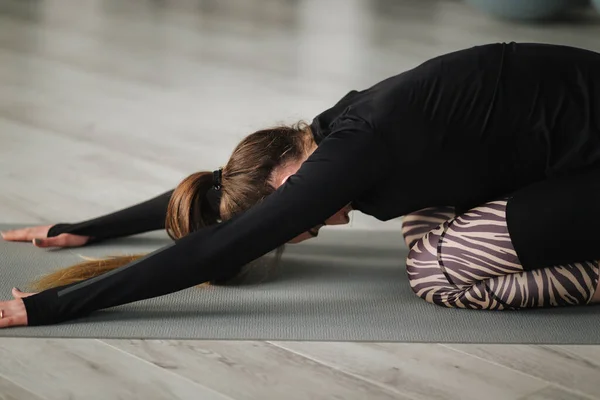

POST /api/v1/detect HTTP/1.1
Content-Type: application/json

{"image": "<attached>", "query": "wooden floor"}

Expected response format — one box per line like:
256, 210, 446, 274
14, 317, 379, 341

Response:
1, 0, 600, 398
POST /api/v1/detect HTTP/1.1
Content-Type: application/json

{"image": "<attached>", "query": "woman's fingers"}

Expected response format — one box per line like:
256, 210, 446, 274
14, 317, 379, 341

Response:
0, 298, 28, 328
32, 233, 90, 248
0, 225, 52, 242
1, 226, 90, 248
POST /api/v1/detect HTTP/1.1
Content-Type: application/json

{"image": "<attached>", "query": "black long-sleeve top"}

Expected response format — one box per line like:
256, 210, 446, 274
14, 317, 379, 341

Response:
23, 42, 600, 325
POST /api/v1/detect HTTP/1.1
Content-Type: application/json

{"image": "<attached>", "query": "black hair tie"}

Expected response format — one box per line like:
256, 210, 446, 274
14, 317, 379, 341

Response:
213, 168, 223, 190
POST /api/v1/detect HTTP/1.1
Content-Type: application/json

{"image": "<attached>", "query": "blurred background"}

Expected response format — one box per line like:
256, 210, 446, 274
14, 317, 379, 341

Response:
1, 1, 600, 399
2, 0, 600, 230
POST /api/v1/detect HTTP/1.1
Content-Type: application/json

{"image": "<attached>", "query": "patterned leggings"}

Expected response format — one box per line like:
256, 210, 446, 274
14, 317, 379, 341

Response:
402, 200, 600, 310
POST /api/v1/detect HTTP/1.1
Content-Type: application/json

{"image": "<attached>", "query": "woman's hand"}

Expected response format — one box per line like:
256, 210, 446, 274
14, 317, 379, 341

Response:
0, 288, 35, 329
1, 225, 90, 248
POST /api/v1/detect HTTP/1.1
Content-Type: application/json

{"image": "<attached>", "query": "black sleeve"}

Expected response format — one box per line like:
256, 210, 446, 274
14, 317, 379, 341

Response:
47, 190, 174, 242
22, 118, 385, 325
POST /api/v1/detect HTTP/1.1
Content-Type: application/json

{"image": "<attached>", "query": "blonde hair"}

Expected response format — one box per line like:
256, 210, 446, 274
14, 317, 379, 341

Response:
30, 123, 312, 291
31, 254, 144, 291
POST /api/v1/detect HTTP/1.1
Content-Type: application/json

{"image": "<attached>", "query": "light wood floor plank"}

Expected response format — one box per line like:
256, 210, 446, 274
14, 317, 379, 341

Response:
0, 117, 181, 222
443, 344, 600, 399
553, 344, 600, 364
0, 338, 232, 400
0, 200, 43, 225
0, 374, 47, 400
103, 339, 410, 400
269, 341, 548, 400
518, 386, 593, 400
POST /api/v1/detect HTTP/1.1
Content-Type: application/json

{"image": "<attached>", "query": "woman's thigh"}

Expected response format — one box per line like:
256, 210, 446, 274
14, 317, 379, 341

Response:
406, 198, 600, 310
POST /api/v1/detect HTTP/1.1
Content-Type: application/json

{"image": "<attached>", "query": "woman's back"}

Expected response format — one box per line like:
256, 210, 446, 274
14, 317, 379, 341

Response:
311, 42, 600, 217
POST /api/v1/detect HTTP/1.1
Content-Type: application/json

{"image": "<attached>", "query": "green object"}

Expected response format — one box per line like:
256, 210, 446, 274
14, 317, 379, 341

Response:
466, 0, 573, 21
592, 0, 600, 12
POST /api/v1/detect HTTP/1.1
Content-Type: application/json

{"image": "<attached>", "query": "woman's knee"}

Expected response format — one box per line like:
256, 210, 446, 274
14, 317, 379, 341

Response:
407, 240, 512, 310
404, 204, 522, 310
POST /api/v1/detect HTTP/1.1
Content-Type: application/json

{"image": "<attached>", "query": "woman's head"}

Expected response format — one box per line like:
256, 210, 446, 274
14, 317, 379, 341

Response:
165, 122, 352, 245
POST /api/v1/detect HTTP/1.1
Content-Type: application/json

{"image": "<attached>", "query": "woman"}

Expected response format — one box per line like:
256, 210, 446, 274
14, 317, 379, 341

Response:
2, 42, 600, 328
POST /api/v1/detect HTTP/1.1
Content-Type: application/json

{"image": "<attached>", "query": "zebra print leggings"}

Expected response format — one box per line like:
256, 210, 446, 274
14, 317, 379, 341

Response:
402, 200, 600, 310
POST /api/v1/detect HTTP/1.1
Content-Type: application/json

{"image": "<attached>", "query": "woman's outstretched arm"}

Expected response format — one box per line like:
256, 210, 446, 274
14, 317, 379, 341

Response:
17, 117, 387, 326
47, 189, 175, 243
0, 190, 174, 248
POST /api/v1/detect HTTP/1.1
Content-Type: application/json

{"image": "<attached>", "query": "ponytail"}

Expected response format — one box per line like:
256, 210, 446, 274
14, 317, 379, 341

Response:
165, 171, 221, 240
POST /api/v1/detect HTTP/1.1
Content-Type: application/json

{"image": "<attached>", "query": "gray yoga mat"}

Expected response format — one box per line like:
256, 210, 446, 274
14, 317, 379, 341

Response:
1, 223, 599, 344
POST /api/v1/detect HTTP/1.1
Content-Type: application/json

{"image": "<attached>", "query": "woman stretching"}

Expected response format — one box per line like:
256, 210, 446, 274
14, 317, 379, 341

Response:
2, 42, 600, 328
